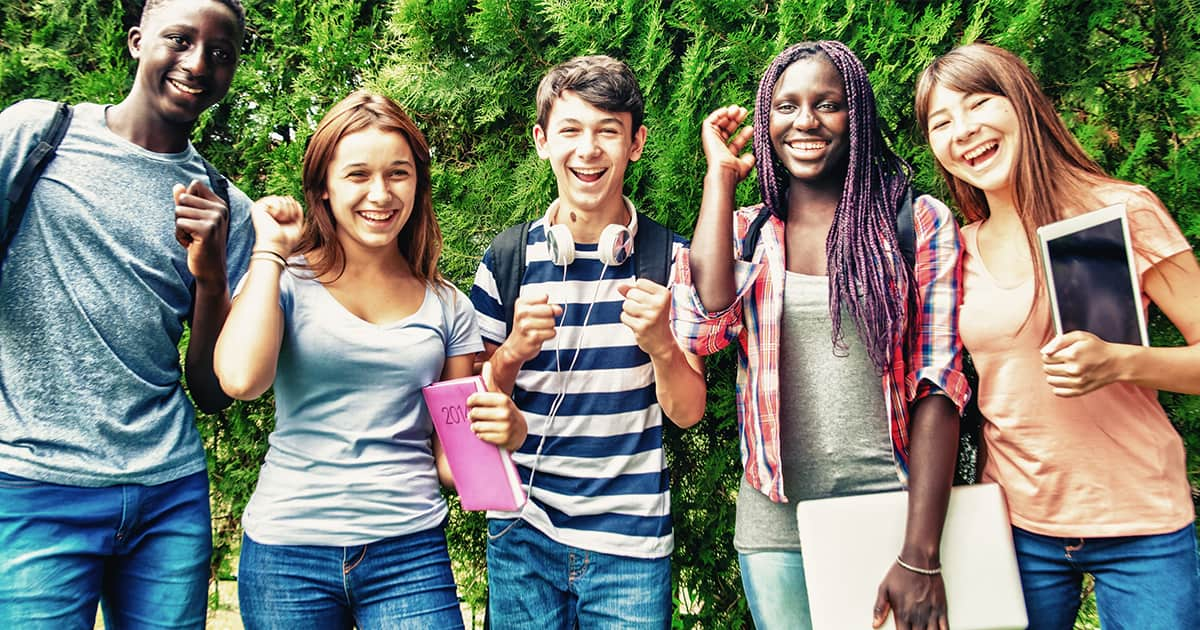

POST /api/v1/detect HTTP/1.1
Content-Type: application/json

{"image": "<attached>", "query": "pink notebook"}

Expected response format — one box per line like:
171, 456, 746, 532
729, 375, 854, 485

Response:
421, 375, 527, 511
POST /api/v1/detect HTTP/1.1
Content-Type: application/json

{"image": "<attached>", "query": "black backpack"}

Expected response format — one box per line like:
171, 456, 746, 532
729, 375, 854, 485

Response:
489, 212, 674, 332
1, 102, 231, 274
741, 190, 984, 484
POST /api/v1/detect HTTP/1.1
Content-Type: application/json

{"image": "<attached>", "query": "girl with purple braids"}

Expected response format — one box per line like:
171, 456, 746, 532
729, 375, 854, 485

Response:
671, 41, 970, 629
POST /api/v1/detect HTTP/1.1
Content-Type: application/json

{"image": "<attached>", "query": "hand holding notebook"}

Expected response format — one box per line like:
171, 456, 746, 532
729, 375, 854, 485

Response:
422, 366, 527, 511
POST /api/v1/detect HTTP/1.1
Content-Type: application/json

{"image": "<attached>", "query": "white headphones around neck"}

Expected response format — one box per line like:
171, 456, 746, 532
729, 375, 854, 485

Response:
543, 199, 638, 267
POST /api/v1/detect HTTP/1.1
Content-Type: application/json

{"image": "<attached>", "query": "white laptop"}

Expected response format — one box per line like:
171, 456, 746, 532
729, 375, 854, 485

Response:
1036, 202, 1148, 346
795, 483, 1027, 630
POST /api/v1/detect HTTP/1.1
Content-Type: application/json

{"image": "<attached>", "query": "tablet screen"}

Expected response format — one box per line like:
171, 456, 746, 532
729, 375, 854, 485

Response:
1043, 216, 1144, 345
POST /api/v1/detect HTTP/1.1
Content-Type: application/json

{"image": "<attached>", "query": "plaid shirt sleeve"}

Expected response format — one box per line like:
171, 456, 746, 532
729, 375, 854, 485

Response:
670, 244, 765, 357
906, 195, 972, 412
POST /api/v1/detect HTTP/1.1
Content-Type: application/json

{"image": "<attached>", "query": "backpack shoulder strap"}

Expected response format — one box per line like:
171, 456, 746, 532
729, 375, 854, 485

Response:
634, 213, 672, 286
199, 156, 232, 244
2, 102, 73, 264
741, 207, 773, 263
895, 187, 917, 269
492, 220, 533, 334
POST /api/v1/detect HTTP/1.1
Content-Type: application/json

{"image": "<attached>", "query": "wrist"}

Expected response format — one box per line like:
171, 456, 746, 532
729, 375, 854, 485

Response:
191, 277, 228, 299
704, 167, 741, 188
252, 244, 289, 258
896, 554, 941, 575
494, 343, 527, 373
899, 544, 940, 567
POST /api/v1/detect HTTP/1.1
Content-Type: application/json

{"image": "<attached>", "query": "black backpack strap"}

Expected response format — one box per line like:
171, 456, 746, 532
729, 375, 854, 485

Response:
199, 156, 232, 243
492, 220, 533, 334
200, 156, 231, 210
741, 207, 773, 263
895, 187, 916, 269
2, 102, 73, 266
634, 213, 672, 286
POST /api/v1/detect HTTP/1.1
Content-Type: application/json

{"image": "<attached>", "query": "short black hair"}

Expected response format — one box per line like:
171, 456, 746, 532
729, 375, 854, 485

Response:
140, 0, 246, 37
535, 55, 645, 131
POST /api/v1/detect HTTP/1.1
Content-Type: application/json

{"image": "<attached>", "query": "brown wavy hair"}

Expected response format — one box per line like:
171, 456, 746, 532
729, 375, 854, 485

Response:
295, 90, 443, 286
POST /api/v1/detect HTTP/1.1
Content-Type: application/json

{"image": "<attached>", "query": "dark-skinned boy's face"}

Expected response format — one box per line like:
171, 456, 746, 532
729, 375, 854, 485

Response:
128, 0, 241, 126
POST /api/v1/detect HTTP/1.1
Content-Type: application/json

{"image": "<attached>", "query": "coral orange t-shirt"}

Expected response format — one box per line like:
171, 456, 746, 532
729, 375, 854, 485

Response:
960, 185, 1194, 537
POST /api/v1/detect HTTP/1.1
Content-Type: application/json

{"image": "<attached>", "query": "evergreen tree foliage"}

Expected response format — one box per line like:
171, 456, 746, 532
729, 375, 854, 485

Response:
2, 0, 1197, 626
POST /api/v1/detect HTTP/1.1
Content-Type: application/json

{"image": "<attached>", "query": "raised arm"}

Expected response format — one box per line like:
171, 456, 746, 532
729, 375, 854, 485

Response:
619, 278, 706, 428
213, 195, 303, 400
691, 106, 756, 312
177, 179, 235, 413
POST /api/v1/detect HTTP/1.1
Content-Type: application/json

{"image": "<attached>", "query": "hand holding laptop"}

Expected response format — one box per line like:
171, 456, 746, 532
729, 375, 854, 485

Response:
872, 562, 947, 630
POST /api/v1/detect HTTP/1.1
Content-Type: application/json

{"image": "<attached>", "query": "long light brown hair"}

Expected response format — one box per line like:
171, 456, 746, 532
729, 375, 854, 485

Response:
915, 43, 1108, 232
915, 44, 1112, 333
295, 90, 443, 286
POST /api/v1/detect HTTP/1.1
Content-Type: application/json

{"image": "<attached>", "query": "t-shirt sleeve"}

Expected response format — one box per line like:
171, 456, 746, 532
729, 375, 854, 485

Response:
445, 284, 484, 357
469, 246, 507, 346
1125, 186, 1191, 280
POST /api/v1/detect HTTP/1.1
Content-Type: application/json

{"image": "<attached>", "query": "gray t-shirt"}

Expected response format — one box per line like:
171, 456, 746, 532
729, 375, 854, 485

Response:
241, 265, 482, 546
0, 100, 253, 486
735, 271, 900, 552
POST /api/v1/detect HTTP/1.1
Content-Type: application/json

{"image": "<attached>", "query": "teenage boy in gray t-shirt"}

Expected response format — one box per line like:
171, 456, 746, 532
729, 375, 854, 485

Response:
0, 0, 253, 626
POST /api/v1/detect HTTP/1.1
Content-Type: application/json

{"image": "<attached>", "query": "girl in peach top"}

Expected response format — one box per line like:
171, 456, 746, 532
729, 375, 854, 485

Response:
916, 43, 1200, 629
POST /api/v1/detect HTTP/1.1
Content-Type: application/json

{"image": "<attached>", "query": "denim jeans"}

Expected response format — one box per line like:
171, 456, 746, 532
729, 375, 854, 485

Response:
0, 469, 212, 630
1013, 523, 1200, 630
486, 519, 672, 629
738, 550, 812, 630
238, 523, 463, 630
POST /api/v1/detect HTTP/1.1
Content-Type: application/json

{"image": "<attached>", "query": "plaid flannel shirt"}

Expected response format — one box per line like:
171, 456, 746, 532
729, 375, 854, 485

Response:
671, 196, 970, 502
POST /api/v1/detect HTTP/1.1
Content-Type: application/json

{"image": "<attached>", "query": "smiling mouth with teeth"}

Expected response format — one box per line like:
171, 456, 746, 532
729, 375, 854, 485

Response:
358, 210, 396, 222
169, 79, 203, 95
964, 142, 999, 166
571, 167, 606, 183
788, 141, 828, 151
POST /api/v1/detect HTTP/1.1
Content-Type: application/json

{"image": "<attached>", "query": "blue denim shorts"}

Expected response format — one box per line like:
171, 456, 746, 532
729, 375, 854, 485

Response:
238, 523, 464, 630
0, 469, 212, 629
486, 518, 672, 629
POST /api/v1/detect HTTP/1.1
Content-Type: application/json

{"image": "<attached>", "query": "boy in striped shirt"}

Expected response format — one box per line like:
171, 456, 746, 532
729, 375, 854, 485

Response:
470, 55, 705, 628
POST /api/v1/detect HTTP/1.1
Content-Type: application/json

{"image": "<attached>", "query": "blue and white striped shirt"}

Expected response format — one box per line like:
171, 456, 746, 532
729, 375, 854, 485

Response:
471, 215, 686, 559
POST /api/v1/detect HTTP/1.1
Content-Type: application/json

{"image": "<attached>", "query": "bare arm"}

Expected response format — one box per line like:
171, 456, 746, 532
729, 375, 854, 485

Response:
177, 180, 234, 413
1042, 250, 1200, 395
619, 279, 706, 427
213, 196, 303, 400
873, 395, 958, 630
691, 106, 756, 312
484, 293, 562, 394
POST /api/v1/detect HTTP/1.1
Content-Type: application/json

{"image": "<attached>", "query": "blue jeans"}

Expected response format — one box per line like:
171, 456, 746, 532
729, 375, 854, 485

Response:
486, 519, 672, 629
0, 469, 212, 630
738, 551, 812, 630
1013, 523, 1200, 630
238, 523, 463, 630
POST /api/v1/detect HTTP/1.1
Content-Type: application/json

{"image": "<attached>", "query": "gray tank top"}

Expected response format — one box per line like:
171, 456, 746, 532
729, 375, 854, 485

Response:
734, 271, 900, 552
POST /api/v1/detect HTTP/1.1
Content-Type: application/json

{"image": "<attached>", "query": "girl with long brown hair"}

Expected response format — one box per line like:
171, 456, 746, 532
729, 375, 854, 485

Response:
917, 43, 1200, 629
214, 90, 525, 628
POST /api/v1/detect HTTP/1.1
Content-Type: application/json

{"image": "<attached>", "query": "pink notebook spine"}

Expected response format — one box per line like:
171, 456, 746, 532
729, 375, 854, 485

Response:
422, 376, 527, 511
